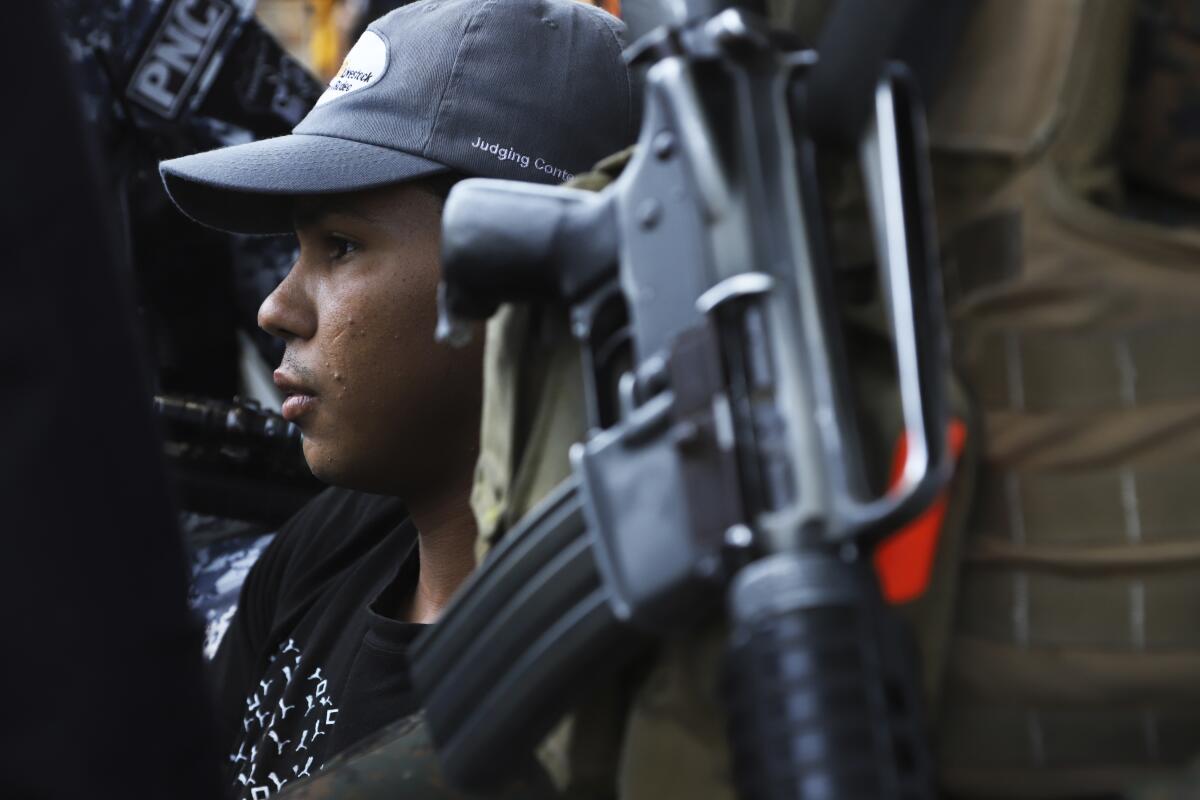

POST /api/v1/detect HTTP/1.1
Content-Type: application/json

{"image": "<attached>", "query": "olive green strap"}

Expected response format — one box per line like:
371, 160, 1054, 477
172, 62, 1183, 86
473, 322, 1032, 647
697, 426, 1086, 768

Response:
969, 463, 1200, 553
936, 637, 1200, 799
957, 320, 1200, 413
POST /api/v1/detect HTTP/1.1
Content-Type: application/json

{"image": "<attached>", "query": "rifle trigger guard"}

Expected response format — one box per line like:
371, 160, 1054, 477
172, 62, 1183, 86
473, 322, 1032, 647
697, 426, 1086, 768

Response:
696, 271, 775, 315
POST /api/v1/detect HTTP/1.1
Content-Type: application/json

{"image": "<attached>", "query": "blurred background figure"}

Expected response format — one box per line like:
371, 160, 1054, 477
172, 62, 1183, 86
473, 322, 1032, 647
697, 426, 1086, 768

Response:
55, 0, 329, 656
0, 4, 223, 797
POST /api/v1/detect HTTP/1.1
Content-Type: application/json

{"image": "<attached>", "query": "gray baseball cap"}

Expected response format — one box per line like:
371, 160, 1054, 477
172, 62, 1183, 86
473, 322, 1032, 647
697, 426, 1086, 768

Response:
160, 0, 635, 235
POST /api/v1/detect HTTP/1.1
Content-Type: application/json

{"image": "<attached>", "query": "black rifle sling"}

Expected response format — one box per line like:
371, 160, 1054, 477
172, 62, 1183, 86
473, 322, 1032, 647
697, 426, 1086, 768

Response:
804, 0, 921, 145
805, 0, 977, 145
891, 0, 979, 113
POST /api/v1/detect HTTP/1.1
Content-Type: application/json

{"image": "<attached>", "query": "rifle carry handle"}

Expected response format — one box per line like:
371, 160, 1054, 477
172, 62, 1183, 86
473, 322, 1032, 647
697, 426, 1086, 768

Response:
823, 67, 950, 544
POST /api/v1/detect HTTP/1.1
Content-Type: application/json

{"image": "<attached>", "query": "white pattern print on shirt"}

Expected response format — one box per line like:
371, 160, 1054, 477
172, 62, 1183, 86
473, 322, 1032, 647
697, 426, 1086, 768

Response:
229, 638, 337, 800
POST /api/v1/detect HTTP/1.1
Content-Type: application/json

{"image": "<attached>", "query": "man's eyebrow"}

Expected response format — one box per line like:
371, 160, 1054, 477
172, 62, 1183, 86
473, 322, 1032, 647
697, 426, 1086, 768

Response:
293, 199, 383, 229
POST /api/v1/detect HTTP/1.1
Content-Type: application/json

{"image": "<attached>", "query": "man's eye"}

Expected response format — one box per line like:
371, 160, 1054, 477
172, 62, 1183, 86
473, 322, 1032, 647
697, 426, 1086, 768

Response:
328, 235, 359, 261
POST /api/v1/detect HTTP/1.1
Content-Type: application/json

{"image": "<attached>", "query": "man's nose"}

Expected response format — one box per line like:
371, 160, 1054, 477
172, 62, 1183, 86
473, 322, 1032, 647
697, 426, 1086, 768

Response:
258, 268, 316, 341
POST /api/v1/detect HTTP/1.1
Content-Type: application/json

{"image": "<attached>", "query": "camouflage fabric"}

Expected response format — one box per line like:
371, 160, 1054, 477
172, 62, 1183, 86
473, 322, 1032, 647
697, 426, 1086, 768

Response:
56, 0, 319, 386
1127, 759, 1200, 800
182, 514, 275, 659
278, 713, 558, 799
764, 0, 829, 41
1121, 0, 1200, 206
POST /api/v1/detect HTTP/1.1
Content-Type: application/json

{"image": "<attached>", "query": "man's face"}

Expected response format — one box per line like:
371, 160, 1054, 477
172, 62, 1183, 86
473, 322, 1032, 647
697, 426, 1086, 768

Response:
259, 181, 483, 495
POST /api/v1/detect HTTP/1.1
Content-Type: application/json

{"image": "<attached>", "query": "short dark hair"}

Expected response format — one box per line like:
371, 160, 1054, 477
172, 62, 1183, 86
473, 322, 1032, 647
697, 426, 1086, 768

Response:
415, 171, 467, 203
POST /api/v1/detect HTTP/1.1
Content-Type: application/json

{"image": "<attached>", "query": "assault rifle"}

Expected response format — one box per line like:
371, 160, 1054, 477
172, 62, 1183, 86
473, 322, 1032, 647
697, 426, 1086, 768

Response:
412, 1, 951, 797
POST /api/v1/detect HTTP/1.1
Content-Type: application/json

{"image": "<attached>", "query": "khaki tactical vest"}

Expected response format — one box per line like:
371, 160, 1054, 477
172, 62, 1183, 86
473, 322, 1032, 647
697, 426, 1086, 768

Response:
925, 1, 1200, 797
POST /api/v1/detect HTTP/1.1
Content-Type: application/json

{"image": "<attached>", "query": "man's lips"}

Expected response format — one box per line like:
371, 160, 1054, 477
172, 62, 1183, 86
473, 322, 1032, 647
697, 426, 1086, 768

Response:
281, 394, 317, 422
274, 370, 318, 422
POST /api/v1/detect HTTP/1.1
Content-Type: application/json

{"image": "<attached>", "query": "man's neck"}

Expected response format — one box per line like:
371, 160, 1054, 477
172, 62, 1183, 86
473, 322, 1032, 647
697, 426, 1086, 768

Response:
402, 475, 478, 624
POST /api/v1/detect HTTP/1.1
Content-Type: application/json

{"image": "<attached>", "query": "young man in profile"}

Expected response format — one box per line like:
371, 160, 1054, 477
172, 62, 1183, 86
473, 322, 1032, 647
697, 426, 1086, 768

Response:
159, 1, 635, 795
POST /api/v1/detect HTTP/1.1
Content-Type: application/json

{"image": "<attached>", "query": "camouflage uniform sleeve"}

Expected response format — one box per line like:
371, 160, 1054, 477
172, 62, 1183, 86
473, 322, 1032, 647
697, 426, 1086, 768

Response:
208, 529, 286, 748
1125, 758, 1200, 800
207, 492, 334, 749
277, 713, 560, 800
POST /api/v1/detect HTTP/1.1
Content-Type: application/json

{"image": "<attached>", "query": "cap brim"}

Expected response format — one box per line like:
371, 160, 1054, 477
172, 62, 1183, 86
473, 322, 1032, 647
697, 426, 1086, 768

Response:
160, 134, 448, 235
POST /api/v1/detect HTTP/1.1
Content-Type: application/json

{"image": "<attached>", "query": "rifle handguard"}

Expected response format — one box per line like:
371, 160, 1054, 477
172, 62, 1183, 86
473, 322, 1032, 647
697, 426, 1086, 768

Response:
724, 553, 934, 800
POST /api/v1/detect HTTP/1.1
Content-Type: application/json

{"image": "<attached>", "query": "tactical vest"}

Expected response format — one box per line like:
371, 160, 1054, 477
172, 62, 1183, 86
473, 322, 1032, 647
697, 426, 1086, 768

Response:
924, 1, 1200, 797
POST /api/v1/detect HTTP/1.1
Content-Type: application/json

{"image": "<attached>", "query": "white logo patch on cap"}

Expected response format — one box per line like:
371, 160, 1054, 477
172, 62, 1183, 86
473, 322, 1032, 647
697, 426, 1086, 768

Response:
315, 30, 388, 107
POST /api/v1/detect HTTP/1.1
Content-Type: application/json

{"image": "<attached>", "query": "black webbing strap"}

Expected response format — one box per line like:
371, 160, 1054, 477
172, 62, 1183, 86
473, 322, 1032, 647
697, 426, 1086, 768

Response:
805, 0, 977, 145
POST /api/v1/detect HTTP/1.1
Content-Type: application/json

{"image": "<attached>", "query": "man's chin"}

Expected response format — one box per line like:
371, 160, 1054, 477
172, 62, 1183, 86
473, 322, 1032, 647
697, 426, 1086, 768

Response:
301, 438, 394, 494
301, 438, 345, 486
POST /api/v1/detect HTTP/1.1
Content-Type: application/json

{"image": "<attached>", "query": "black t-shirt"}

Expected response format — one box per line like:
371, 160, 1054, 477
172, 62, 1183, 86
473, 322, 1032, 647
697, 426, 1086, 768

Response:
209, 486, 424, 799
